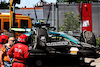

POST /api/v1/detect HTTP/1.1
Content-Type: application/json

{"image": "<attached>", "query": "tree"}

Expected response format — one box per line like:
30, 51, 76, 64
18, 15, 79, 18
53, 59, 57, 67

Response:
0, 1, 20, 9
0, 1, 9, 9
59, 12, 79, 31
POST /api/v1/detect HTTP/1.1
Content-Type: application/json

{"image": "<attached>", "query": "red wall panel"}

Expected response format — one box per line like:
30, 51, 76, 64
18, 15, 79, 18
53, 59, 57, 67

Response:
79, 3, 92, 31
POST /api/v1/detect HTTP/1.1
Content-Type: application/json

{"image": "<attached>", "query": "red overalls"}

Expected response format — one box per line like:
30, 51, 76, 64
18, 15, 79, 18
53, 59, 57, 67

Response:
8, 43, 30, 67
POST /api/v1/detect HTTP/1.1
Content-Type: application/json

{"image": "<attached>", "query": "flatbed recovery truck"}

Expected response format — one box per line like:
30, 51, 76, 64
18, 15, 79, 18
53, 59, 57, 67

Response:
10, 22, 100, 67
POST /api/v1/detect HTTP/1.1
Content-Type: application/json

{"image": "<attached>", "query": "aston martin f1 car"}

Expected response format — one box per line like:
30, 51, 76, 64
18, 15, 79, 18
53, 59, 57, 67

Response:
29, 22, 100, 58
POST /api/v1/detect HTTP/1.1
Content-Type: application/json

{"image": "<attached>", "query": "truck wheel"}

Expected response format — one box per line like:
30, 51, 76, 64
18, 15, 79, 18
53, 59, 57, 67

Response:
80, 31, 96, 46
35, 60, 43, 67
79, 57, 85, 65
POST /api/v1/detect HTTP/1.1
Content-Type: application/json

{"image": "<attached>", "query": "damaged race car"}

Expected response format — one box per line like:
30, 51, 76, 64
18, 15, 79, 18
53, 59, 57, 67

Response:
26, 22, 100, 67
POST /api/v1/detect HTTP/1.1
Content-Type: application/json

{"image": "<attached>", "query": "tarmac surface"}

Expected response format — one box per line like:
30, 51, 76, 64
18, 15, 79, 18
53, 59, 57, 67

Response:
85, 58, 100, 67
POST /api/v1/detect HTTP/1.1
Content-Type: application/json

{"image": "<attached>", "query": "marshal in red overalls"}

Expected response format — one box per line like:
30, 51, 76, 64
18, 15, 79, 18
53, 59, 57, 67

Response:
8, 34, 30, 67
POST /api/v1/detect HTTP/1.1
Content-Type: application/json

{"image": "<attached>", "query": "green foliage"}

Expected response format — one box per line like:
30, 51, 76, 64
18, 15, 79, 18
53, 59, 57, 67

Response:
64, 0, 68, 2
59, 25, 64, 31
96, 37, 100, 45
15, 7, 20, 9
0, 1, 20, 9
0, 1, 9, 9
59, 12, 80, 31
57, 0, 59, 2
76, 0, 89, 2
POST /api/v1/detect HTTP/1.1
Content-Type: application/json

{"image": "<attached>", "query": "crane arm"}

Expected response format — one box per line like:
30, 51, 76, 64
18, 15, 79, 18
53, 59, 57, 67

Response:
10, 0, 14, 6
9, 0, 20, 28
9, 0, 13, 28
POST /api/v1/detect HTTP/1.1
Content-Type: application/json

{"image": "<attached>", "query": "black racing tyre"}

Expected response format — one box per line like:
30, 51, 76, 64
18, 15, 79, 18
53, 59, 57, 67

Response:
80, 31, 96, 46
84, 31, 96, 46
38, 28, 48, 41
39, 35, 46, 46
37, 28, 48, 49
